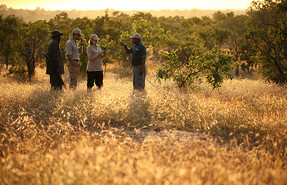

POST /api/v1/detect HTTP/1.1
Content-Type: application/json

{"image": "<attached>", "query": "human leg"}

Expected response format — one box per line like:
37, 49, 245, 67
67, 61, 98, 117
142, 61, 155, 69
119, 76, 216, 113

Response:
50, 74, 63, 90
68, 64, 79, 89
87, 71, 96, 89
95, 71, 103, 88
133, 66, 146, 90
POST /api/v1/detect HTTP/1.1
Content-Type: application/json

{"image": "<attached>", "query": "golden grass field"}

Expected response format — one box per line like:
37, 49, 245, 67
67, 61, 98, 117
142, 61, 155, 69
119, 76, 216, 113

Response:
0, 64, 287, 185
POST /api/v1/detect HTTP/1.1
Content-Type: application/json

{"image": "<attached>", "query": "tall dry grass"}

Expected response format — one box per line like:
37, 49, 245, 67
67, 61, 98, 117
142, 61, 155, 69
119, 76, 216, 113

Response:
0, 66, 286, 185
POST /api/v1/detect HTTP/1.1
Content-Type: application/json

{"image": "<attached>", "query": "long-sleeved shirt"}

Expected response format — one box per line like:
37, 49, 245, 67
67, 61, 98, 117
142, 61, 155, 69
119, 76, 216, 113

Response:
46, 38, 64, 75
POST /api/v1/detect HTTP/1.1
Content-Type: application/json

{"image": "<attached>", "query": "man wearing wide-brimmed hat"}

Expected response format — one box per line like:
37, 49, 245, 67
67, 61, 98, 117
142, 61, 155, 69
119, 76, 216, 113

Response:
65, 28, 84, 89
46, 30, 65, 90
120, 33, 147, 90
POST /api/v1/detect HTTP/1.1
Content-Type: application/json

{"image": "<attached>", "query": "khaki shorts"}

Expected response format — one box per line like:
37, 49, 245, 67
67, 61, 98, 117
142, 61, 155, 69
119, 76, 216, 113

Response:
133, 66, 146, 90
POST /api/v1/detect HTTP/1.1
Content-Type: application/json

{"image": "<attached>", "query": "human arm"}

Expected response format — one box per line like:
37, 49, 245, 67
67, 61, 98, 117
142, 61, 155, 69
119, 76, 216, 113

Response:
78, 39, 84, 55
87, 46, 105, 61
139, 56, 146, 75
88, 51, 105, 61
66, 55, 80, 67
139, 45, 147, 75
119, 42, 131, 54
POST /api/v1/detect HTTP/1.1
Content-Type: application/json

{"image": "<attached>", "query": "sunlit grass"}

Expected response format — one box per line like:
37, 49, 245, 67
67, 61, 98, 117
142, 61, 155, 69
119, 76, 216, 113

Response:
0, 66, 287, 184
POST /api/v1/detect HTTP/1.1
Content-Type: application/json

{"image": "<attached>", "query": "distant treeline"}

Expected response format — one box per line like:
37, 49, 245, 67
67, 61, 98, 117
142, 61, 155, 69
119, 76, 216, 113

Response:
0, 4, 246, 22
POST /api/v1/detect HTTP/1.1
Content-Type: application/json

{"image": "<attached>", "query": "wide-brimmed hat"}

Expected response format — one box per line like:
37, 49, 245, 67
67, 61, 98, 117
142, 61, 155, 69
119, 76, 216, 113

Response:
72, 28, 83, 36
51, 30, 63, 37
90, 34, 100, 41
130, 33, 142, 40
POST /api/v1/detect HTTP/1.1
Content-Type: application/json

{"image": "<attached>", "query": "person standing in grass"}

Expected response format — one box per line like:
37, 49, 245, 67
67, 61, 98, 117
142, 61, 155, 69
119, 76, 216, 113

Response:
120, 33, 147, 90
65, 28, 84, 89
86, 34, 106, 90
46, 30, 65, 90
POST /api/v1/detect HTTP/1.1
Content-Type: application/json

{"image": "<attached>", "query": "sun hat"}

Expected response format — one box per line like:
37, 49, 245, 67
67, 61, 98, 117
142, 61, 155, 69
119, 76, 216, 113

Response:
90, 34, 100, 41
51, 30, 63, 37
130, 33, 142, 40
72, 28, 83, 36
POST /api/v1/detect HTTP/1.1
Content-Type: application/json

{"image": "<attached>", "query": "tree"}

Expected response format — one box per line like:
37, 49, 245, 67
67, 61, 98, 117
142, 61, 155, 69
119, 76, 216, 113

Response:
197, 16, 230, 50
131, 19, 171, 54
247, 0, 287, 83
156, 46, 236, 89
0, 15, 21, 69
214, 12, 248, 76
239, 34, 259, 75
17, 21, 50, 80
48, 12, 73, 64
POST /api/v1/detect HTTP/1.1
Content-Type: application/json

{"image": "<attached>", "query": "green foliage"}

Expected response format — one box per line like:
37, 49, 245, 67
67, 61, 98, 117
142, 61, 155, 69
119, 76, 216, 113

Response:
156, 46, 236, 89
8, 65, 26, 77
100, 38, 116, 72
214, 12, 248, 76
7, 54, 27, 77
17, 20, 50, 79
0, 15, 22, 69
247, 0, 287, 83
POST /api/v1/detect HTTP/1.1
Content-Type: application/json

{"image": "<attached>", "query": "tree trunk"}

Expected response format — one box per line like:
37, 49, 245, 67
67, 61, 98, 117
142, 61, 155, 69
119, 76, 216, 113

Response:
104, 63, 107, 74
234, 46, 240, 76
25, 54, 35, 81
250, 64, 254, 75
235, 55, 240, 76
273, 59, 287, 83
235, 65, 240, 76
5, 55, 8, 70
23, 43, 36, 81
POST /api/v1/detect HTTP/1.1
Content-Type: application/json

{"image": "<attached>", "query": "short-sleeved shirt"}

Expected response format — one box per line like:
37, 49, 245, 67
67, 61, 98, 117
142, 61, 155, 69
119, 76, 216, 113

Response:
86, 44, 103, 72
129, 42, 146, 66
65, 38, 80, 61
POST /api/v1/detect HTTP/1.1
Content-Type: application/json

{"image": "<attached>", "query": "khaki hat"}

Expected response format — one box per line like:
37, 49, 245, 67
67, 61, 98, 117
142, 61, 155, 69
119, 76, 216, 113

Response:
130, 33, 142, 40
51, 30, 63, 37
72, 28, 83, 36
90, 34, 100, 41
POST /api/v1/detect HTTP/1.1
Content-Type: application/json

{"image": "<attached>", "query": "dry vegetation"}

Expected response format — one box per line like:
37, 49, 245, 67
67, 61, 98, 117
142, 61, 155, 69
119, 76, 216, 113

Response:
0, 64, 287, 185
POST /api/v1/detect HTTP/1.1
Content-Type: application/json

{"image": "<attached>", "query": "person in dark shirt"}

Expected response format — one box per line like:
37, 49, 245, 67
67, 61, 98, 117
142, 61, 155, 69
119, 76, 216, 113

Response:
120, 33, 147, 90
46, 30, 65, 90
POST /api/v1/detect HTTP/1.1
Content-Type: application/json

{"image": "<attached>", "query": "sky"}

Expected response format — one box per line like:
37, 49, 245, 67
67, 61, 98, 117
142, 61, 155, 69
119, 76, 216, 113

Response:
1, 0, 255, 11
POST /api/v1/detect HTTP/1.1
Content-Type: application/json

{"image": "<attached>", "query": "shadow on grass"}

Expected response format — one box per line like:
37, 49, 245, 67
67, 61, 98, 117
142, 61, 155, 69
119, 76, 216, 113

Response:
3, 89, 63, 125
209, 122, 271, 148
80, 90, 153, 133
126, 90, 152, 127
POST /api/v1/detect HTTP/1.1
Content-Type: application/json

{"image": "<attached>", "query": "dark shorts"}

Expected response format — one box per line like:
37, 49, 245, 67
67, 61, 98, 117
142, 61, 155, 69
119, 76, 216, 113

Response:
87, 71, 103, 88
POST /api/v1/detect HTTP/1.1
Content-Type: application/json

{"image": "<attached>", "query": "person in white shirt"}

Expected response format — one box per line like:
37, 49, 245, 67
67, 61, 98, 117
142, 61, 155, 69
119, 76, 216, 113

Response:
65, 28, 84, 89
86, 34, 106, 90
